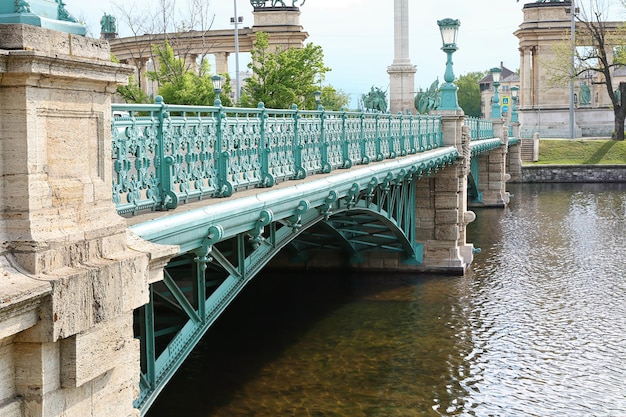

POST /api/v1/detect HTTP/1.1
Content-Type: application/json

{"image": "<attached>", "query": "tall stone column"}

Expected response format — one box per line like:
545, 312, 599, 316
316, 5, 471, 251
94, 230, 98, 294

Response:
388, 0, 416, 114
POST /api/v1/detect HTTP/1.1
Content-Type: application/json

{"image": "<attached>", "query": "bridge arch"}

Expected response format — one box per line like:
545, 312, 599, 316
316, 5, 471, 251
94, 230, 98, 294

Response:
131, 154, 458, 412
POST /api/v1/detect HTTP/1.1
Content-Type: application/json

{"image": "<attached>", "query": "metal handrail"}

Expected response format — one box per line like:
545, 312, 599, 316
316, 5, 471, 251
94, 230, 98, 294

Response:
112, 97, 444, 215
464, 116, 494, 140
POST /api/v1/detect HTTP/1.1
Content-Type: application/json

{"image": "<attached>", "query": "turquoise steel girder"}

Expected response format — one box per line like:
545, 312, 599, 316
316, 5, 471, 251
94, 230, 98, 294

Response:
467, 140, 502, 204
131, 146, 458, 414
134, 205, 415, 414
130, 148, 458, 252
470, 138, 503, 156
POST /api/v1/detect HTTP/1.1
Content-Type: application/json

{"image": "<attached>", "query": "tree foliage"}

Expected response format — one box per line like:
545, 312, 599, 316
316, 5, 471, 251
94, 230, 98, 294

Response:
111, 0, 218, 104
116, 75, 152, 104
456, 71, 485, 117
240, 32, 331, 109
147, 41, 232, 106
319, 85, 351, 111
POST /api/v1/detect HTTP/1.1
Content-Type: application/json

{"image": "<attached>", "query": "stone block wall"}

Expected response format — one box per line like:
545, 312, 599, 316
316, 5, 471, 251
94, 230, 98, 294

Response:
0, 24, 176, 417
517, 165, 626, 183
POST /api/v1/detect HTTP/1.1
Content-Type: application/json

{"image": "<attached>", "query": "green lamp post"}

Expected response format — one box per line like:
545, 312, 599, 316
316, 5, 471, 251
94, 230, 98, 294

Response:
212, 75, 223, 106
314, 90, 323, 110
511, 86, 519, 123
490, 67, 502, 119
437, 18, 461, 111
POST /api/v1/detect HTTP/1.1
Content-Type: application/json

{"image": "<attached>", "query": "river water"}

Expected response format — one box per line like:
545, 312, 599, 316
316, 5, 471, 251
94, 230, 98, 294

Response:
147, 182, 626, 417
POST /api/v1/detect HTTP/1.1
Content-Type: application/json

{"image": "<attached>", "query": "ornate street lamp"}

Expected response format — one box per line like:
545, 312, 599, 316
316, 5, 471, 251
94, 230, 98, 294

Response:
212, 75, 223, 106
490, 67, 502, 119
314, 90, 322, 110
437, 18, 461, 111
511, 86, 519, 123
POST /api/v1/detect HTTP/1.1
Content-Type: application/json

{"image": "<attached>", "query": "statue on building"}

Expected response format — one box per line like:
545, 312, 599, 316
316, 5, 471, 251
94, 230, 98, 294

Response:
362, 87, 388, 113
100, 13, 117, 35
15, 0, 31, 14
414, 79, 441, 114
580, 82, 591, 105
250, 0, 305, 8
57, 0, 79, 22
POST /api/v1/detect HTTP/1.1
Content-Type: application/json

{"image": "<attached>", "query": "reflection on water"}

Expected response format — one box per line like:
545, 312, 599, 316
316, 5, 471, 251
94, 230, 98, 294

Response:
147, 183, 626, 417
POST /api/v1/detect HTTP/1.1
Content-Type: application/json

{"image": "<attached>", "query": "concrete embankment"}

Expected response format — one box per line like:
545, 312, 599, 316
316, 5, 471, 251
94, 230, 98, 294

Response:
514, 165, 626, 183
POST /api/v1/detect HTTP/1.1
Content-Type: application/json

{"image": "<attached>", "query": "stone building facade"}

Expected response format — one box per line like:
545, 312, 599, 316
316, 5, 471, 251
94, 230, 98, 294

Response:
515, 0, 626, 137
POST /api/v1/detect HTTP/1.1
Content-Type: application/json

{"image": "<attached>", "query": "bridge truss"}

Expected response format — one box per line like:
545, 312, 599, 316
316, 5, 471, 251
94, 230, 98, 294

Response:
129, 148, 458, 413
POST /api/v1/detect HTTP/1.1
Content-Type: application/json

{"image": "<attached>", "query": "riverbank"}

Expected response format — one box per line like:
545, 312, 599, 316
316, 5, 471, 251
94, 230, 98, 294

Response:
528, 139, 626, 165
518, 139, 626, 183
516, 164, 626, 183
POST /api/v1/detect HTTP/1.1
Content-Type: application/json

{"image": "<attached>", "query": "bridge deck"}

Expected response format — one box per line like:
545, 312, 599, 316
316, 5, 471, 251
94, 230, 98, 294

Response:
128, 147, 459, 249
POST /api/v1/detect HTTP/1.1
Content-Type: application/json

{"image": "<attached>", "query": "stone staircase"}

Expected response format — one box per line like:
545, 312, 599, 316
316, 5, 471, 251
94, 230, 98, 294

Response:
520, 138, 537, 162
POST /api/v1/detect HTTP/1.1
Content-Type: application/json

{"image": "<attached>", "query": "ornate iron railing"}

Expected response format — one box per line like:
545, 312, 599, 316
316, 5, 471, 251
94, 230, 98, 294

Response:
112, 97, 444, 215
464, 116, 494, 140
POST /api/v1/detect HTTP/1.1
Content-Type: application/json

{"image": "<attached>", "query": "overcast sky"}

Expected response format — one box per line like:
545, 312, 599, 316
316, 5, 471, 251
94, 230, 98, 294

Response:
63, 0, 538, 106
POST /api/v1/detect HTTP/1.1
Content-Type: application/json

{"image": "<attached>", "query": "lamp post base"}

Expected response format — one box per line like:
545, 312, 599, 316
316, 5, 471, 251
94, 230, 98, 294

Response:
439, 83, 461, 111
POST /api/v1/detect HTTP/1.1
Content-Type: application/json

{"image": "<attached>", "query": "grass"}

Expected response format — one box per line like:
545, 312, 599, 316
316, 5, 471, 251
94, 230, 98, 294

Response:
528, 139, 626, 165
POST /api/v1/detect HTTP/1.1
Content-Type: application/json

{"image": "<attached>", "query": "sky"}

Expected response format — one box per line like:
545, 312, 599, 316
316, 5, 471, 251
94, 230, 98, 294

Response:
63, 0, 529, 106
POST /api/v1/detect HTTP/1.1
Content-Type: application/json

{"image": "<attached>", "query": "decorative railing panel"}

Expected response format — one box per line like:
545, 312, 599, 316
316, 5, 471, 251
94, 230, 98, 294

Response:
324, 114, 345, 170
112, 98, 446, 215
465, 116, 494, 140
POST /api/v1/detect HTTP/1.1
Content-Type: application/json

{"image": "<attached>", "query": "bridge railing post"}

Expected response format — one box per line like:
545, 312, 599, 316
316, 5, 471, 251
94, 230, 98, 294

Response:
214, 103, 233, 196
359, 113, 370, 164
155, 96, 179, 210
375, 113, 383, 161
407, 114, 417, 153
320, 108, 331, 173
258, 102, 275, 187
341, 109, 352, 168
292, 104, 306, 179
511, 120, 521, 138
388, 114, 396, 158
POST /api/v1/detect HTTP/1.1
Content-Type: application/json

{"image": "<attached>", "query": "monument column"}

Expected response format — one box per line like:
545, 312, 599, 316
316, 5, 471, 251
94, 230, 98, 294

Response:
388, 0, 417, 114
214, 52, 230, 76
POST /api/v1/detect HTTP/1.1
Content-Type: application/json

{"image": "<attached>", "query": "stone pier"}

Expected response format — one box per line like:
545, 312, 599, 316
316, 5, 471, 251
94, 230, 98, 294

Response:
0, 24, 175, 417
415, 109, 475, 272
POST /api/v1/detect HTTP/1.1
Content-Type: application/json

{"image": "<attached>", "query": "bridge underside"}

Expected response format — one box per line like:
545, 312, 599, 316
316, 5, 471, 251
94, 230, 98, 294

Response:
131, 148, 459, 413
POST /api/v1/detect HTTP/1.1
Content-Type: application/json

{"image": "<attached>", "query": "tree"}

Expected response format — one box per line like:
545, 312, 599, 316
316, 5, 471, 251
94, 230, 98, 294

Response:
116, 75, 152, 104
112, 54, 151, 103
318, 85, 350, 111
456, 71, 485, 117
147, 41, 232, 106
240, 32, 331, 109
546, 0, 626, 140
111, 0, 217, 103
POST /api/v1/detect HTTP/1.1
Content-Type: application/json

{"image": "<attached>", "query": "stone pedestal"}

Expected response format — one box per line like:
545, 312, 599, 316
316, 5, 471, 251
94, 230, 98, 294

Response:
0, 24, 176, 417
252, 8, 308, 51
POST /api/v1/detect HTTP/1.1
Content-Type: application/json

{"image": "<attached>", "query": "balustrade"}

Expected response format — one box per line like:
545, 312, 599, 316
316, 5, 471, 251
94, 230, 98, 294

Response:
464, 116, 494, 140
112, 97, 444, 215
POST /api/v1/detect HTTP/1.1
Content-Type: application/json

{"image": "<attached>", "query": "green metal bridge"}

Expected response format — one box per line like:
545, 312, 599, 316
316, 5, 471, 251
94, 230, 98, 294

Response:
111, 99, 514, 414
